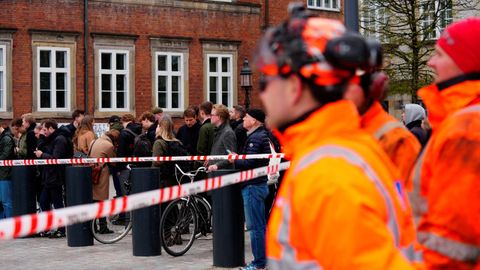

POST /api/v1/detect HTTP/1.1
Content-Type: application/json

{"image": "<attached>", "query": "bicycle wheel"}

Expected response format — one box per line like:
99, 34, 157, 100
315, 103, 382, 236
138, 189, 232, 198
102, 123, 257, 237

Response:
160, 199, 197, 256
91, 211, 132, 244
193, 195, 212, 238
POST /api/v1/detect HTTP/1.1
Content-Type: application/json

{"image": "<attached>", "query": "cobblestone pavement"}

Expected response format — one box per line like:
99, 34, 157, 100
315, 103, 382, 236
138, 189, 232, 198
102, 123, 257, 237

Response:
0, 233, 253, 270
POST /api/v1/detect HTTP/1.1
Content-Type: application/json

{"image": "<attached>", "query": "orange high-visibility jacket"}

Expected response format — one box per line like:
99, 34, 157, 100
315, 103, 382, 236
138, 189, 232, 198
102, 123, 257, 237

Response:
267, 100, 416, 270
411, 79, 480, 270
361, 101, 421, 190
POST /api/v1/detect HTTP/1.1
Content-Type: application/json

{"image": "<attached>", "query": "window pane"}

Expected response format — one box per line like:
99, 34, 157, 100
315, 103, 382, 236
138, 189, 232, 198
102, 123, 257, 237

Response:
333, 0, 338, 8
308, 0, 313, 6
158, 93, 166, 108
209, 77, 217, 93
101, 53, 111, 70
56, 90, 65, 108
116, 92, 125, 108
116, 54, 126, 70
209, 93, 216, 104
325, 0, 330, 8
158, 76, 167, 92
0, 90, 3, 109
56, 51, 66, 68
172, 93, 179, 109
40, 50, 50, 68
222, 77, 230, 92
102, 74, 111, 91
209, 57, 217, 72
40, 72, 50, 90
56, 73, 66, 90
172, 56, 180, 72
116, 74, 125, 91
317, 0, 321, 7
158, 55, 166, 71
221, 57, 229, 72
172, 76, 179, 92
40, 91, 51, 108
0, 48, 3, 66
222, 93, 228, 106
0, 71, 3, 91
102, 91, 111, 108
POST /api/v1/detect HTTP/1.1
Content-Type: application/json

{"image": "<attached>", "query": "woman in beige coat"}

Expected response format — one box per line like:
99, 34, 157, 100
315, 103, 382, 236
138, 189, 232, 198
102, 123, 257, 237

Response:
88, 129, 120, 201
73, 115, 96, 156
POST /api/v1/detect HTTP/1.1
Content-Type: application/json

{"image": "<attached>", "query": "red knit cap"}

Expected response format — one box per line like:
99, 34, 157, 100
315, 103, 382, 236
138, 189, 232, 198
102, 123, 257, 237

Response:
437, 17, 480, 73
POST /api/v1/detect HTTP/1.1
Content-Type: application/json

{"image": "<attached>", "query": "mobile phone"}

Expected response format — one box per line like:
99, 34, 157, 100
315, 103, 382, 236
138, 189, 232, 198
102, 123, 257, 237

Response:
226, 149, 232, 154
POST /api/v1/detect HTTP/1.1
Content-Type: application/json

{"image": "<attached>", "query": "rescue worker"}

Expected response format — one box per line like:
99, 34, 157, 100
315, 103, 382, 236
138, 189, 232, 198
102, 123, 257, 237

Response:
410, 17, 480, 269
256, 4, 416, 269
344, 65, 421, 189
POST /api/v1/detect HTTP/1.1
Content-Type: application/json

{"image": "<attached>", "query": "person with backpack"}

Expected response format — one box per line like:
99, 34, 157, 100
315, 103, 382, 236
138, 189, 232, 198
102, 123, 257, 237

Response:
0, 123, 16, 219
34, 119, 71, 238
117, 114, 142, 187
152, 114, 191, 188
73, 115, 96, 158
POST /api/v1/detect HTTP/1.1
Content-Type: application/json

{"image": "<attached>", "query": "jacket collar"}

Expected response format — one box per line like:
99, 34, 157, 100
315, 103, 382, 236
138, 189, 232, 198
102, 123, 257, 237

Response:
275, 100, 361, 160
418, 77, 480, 129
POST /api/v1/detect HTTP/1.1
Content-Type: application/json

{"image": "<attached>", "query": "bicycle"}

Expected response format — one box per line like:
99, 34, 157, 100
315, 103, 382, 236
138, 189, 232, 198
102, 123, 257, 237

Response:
90, 165, 133, 244
160, 165, 212, 257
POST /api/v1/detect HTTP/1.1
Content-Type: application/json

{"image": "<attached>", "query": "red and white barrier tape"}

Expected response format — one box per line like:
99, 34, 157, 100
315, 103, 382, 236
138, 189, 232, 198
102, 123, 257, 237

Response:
0, 162, 290, 240
0, 153, 285, 167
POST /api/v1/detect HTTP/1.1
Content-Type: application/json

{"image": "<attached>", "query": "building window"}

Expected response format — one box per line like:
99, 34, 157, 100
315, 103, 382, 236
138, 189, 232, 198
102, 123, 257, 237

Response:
0, 45, 5, 112
361, 1, 388, 42
155, 52, 184, 110
207, 54, 233, 107
37, 47, 70, 111
307, 0, 340, 11
420, 0, 452, 40
99, 50, 129, 111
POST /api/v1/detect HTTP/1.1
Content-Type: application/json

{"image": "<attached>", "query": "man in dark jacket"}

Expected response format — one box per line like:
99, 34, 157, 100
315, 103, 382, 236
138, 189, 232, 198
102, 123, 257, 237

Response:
207, 104, 237, 171
63, 109, 85, 139
0, 124, 15, 219
34, 119, 70, 237
230, 105, 248, 152
176, 108, 201, 155
116, 114, 142, 192
197, 101, 215, 156
21, 113, 38, 159
231, 109, 270, 270
139, 111, 157, 144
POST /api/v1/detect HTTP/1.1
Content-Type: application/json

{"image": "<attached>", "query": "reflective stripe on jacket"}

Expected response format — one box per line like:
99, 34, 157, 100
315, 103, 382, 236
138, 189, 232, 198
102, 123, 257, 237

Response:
361, 101, 421, 190
267, 100, 416, 270
411, 79, 480, 269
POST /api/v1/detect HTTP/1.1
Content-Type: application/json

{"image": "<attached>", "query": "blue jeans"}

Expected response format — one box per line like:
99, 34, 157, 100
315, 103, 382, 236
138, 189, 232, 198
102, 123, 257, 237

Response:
242, 183, 269, 268
0, 180, 13, 219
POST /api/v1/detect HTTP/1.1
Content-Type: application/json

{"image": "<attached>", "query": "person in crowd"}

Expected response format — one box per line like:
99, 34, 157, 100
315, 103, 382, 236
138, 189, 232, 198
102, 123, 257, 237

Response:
207, 104, 237, 172
176, 108, 201, 155
230, 105, 248, 152
73, 115, 96, 157
0, 123, 15, 219
402, 104, 428, 147
152, 107, 164, 123
63, 109, 85, 139
410, 17, 480, 269
344, 63, 421, 187
34, 119, 70, 238
89, 129, 120, 234
139, 111, 157, 144
10, 118, 23, 150
196, 101, 215, 156
117, 114, 142, 188
256, 4, 415, 269
14, 118, 28, 158
20, 113, 38, 159
108, 115, 123, 132
230, 109, 271, 270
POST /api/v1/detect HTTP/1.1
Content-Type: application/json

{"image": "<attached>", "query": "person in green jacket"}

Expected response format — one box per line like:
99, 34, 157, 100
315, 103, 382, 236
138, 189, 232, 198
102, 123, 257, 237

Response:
0, 124, 16, 219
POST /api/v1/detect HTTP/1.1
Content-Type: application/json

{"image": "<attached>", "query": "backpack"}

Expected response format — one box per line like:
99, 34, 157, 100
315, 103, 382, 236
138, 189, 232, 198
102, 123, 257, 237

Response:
161, 139, 193, 183
133, 133, 153, 157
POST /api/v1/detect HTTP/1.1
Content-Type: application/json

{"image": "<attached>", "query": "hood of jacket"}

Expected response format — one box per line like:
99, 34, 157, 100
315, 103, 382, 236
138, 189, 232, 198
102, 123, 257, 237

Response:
404, 104, 426, 126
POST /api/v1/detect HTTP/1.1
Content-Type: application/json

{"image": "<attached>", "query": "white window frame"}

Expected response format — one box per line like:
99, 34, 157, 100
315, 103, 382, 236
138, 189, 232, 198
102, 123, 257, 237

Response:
37, 47, 71, 112
207, 54, 233, 107
307, 0, 341, 11
98, 49, 130, 112
420, 0, 452, 40
361, 1, 388, 42
0, 45, 6, 112
155, 52, 184, 111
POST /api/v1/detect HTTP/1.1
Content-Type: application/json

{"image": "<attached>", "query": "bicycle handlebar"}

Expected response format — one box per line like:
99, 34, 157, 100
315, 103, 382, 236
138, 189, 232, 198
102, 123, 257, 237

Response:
175, 164, 207, 179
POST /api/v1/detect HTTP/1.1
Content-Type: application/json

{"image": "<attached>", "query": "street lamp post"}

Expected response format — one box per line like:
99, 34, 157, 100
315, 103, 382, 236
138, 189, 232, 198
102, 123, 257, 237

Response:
240, 58, 252, 110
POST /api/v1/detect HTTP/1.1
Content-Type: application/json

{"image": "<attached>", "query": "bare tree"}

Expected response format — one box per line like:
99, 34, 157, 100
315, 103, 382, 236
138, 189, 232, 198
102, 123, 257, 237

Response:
360, 0, 480, 101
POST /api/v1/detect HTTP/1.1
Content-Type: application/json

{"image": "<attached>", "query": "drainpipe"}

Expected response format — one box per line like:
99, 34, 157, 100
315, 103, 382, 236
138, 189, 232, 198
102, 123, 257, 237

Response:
84, 0, 89, 113
344, 0, 359, 32
263, 0, 269, 30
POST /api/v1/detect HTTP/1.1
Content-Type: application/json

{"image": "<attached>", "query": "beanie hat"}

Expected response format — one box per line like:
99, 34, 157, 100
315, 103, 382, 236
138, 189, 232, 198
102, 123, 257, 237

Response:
108, 115, 121, 124
437, 17, 480, 73
247, 109, 266, 124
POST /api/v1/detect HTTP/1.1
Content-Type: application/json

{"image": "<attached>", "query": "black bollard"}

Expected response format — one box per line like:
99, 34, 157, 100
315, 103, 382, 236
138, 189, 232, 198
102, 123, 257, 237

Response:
210, 169, 245, 268
131, 167, 161, 256
65, 166, 93, 247
12, 166, 37, 217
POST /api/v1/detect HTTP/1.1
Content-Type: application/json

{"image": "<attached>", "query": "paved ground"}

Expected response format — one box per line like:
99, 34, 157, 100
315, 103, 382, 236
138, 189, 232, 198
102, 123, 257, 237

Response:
0, 233, 253, 270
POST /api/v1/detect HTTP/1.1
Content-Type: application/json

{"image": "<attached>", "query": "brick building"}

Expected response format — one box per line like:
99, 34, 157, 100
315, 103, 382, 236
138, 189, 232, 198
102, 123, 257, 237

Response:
0, 0, 343, 123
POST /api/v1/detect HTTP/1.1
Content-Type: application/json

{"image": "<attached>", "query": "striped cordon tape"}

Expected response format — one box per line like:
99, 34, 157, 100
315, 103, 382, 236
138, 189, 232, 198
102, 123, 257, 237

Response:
0, 162, 290, 240
0, 153, 285, 167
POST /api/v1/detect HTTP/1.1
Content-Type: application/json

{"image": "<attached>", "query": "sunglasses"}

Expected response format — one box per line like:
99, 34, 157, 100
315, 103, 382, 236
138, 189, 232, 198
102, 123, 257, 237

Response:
259, 75, 282, 93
